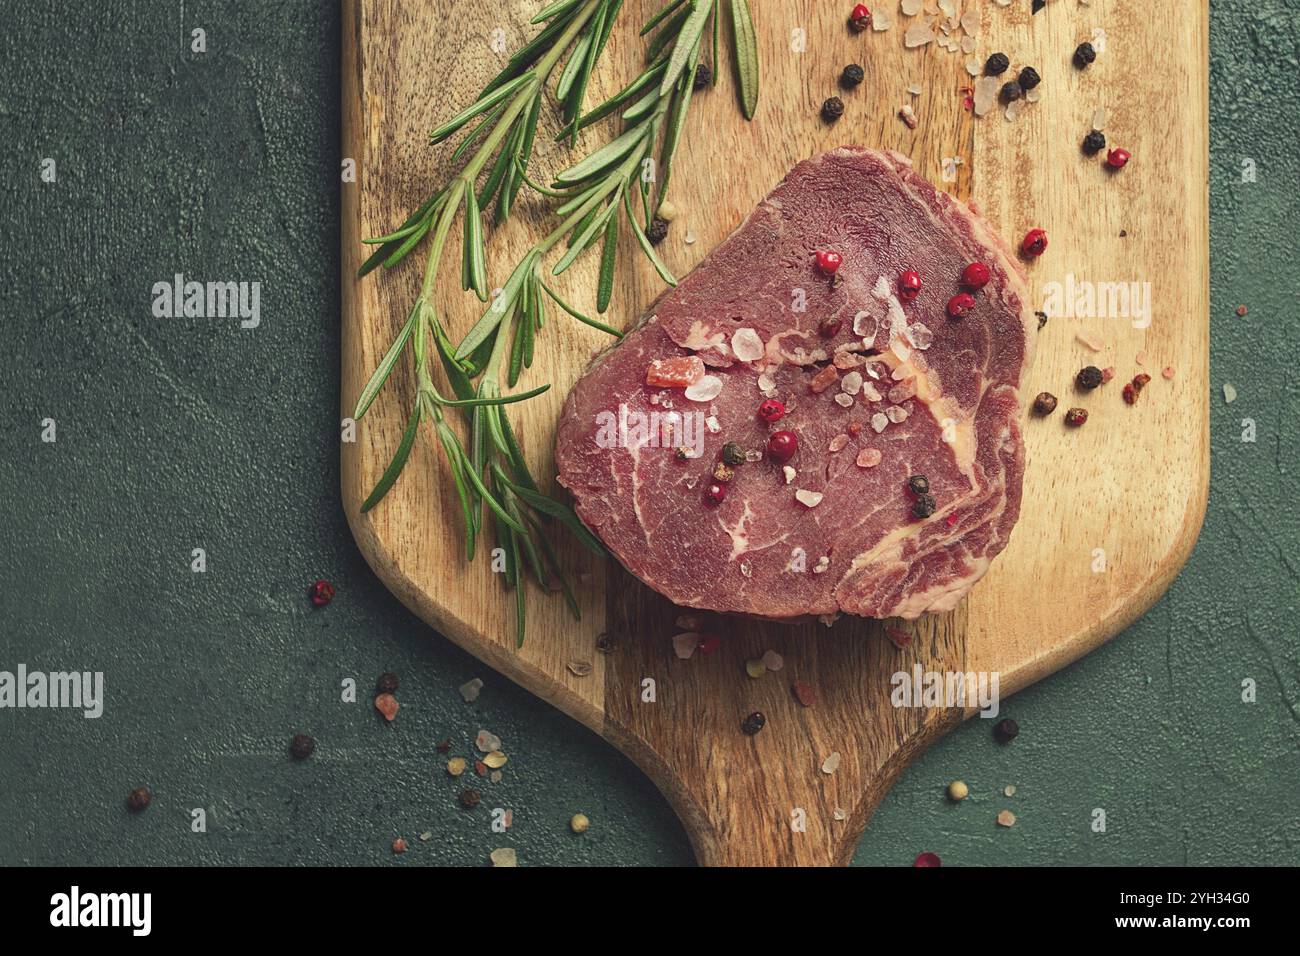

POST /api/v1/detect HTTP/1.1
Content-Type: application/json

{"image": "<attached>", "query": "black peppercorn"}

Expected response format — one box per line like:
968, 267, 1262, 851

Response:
1000, 81, 1022, 103
646, 216, 669, 246
1082, 130, 1106, 155
126, 786, 152, 813
821, 96, 845, 122
376, 671, 400, 694
1076, 365, 1104, 390
289, 732, 316, 760
994, 718, 1020, 743
458, 788, 482, 809
1032, 392, 1058, 415
912, 494, 936, 519
907, 475, 930, 496
721, 442, 747, 467
693, 63, 713, 90
1018, 66, 1042, 91
984, 52, 1010, 76
1036, 311, 1048, 330
741, 711, 766, 735
1073, 41, 1097, 68
840, 63, 865, 88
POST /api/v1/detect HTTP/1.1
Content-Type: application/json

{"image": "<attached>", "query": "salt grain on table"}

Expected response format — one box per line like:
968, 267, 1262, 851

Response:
458, 678, 483, 703
476, 729, 502, 753
822, 751, 842, 774
672, 632, 699, 659
1223, 383, 1237, 404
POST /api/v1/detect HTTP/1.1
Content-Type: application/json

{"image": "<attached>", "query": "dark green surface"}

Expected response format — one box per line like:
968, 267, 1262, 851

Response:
1, 1, 1296, 867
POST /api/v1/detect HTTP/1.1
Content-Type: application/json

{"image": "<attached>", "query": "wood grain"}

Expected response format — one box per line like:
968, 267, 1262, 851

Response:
341, 0, 1208, 866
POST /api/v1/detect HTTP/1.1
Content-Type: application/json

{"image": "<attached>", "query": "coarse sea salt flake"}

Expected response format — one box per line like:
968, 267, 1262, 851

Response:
856, 448, 882, 468
705, 415, 720, 434
872, 276, 892, 301
672, 633, 698, 659
834, 393, 854, 407
795, 489, 824, 508
829, 434, 850, 452
871, 413, 889, 433
842, 370, 863, 395
853, 310, 878, 340
782, 465, 796, 484
684, 375, 722, 402
731, 327, 764, 362
886, 405, 909, 423
908, 322, 933, 349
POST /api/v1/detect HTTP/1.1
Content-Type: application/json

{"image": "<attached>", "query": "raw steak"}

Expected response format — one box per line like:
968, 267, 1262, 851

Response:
554, 147, 1034, 621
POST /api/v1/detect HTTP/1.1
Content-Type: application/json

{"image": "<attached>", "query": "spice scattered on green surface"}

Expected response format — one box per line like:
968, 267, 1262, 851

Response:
570, 812, 590, 834
997, 810, 1017, 828
447, 757, 468, 777
458, 678, 483, 703
374, 692, 399, 722
392, 837, 407, 854
126, 786, 152, 813
458, 789, 481, 809
913, 851, 942, 867
308, 579, 335, 606
483, 751, 508, 770
476, 730, 502, 752
994, 718, 1020, 743
289, 733, 316, 760
947, 780, 969, 802
1004, 785, 1017, 797
435, 738, 451, 754
376, 671, 399, 694
490, 848, 518, 867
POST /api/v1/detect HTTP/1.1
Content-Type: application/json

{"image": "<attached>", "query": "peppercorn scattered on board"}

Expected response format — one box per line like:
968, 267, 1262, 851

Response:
342, 0, 1208, 866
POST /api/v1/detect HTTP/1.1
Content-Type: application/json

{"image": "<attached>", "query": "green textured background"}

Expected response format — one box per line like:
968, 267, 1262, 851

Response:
1, 1, 1297, 867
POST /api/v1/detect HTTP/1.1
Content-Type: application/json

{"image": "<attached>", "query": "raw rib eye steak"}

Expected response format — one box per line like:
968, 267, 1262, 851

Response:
555, 147, 1035, 621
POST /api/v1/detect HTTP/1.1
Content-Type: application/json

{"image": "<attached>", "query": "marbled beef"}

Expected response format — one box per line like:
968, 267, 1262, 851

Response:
555, 147, 1034, 621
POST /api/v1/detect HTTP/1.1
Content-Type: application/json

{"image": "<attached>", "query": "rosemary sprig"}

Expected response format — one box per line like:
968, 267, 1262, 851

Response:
354, 0, 761, 643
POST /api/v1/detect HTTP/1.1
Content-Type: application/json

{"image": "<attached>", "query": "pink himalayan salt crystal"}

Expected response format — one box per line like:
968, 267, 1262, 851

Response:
672, 633, 699, 660
1162, 366, 1175, 379
856, 448, 883, 468
888, 380, 918, 404
829, 434, 850, 453
1076, 328, 1107, 351
645, 355, 704, 387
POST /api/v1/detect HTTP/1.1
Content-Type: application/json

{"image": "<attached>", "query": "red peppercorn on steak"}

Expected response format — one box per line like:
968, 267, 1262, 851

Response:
554, 147, 1035, 621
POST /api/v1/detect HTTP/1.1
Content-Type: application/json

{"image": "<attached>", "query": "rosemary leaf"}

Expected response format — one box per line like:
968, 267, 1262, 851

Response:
552, 201, 617, 275
451, 101, 507, 163
553, 123, 645, 184
424, 383, 550, 407
455, 253, 536, 360
554, 31, 592, 103
623, 188, 678, 286
433, 420, 480, 558
499, 478, 606, 556
659, 0, 710, 94
641, 0, 688, 36
539, 280, 623, 337
463, 181, 488, 301
495, 406, 541, 493
359, 404, 421, 513
596, 214, 619, 313
354, 303, 418, 419
507, 304, 525, 387
657, 35, 700, 208
430, 72, 535, 144
532, 0, 584, 24
431, 317, 476, 401
730, 0, 759, 120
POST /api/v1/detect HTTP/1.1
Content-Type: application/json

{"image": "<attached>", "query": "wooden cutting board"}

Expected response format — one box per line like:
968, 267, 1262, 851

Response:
341, 0, 1208, 866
